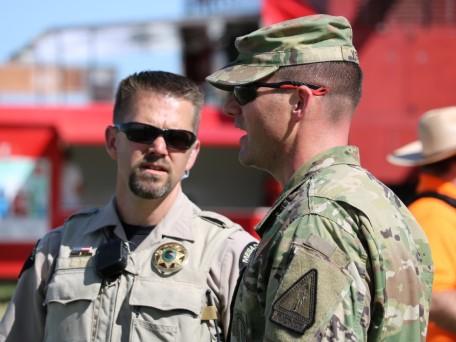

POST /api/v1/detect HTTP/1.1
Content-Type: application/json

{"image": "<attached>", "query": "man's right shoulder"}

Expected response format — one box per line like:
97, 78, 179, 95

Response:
61, 207, 100, 230
65, 207, 100, 223
39, 207, 100, 248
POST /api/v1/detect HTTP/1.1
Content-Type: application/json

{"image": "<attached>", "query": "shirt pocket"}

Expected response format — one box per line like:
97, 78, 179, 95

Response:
129, 278, 207, 342
44, 268, 101, 342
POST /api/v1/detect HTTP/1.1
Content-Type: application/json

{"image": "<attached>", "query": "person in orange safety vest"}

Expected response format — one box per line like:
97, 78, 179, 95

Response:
388, 106, 456, 342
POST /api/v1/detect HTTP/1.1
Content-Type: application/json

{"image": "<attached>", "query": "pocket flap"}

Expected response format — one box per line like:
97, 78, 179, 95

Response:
45, 270, 101, 305
129, 278, 203, 316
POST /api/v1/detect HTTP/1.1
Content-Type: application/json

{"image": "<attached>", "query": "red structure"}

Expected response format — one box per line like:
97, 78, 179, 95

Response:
261, 0, 456, 186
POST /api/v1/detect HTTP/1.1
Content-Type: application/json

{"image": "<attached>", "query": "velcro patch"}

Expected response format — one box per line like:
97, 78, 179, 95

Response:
239, 242, 258, 269
270, 268, 317, 334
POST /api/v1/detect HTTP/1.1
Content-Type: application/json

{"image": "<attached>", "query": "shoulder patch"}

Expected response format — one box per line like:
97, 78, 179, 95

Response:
270, 268, 317, 334
18, 239, 40, 279
239, 242, 258, 269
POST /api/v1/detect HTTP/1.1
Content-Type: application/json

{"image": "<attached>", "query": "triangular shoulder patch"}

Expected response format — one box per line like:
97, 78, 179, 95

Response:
270, 268, 317, 334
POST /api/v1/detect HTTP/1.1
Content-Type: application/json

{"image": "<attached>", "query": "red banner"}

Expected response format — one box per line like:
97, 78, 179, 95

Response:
261, 0, 317, 26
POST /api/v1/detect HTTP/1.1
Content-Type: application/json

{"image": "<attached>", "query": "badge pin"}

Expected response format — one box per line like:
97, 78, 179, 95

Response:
152, 242, 188, 275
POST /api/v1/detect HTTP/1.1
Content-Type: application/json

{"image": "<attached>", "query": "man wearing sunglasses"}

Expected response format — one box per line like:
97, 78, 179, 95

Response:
206, 15, 432, 341
1, 71, 257, 342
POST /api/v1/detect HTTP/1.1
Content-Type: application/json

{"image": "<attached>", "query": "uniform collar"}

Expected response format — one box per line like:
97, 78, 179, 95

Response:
256, 145, 360, 234
284, 145, 360, 194
417, 173, 456, 199
84, 192, 198, 242
83, 197, 122, 236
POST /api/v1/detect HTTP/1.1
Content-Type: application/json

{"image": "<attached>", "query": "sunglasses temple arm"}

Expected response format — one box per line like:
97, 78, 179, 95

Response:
311, 87, 328, 96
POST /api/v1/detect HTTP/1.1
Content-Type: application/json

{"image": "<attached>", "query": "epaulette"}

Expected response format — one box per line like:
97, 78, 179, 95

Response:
199, 211, 232, 228
65, 207, 99, 223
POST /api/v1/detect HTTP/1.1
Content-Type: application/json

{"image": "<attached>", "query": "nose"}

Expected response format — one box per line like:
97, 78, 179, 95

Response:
146, 135, 168, 155
223, 93, 241, 118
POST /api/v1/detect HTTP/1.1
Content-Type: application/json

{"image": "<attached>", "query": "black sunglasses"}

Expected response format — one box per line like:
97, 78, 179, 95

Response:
233, 81, 326, 105
114, 122, 197, 151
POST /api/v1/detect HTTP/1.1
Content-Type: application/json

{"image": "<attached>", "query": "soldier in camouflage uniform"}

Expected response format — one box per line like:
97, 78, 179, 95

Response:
206, 15, 433, 341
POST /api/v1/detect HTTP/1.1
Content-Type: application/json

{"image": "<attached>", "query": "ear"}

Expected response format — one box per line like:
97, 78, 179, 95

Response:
292, 86, 313, 120
105, 126, 117, 160
185, 139, 201, 171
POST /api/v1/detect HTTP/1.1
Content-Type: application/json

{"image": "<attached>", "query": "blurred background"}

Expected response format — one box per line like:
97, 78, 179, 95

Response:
1, 0, 456, 314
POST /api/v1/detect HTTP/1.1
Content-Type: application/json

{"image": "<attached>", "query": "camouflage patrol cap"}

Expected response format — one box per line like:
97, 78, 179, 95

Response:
206, 14, 359, 90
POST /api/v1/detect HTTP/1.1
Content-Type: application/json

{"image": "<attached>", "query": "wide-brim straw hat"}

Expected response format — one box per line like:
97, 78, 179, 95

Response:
388, 106, 456, 166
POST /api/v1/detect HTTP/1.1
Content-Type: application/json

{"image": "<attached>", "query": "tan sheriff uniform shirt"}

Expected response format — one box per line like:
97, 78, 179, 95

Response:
0, 192, 257, 342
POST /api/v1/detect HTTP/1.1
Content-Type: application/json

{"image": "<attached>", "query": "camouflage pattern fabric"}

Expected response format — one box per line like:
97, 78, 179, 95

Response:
206, 14, 359, 90
230, 146, 433, 341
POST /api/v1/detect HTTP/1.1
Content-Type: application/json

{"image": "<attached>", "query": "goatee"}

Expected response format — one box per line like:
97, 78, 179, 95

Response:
129, 166, 171, 199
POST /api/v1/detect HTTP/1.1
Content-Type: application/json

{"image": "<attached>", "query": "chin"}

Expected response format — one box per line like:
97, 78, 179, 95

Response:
238, 152, 255, 168
239, 152, 270, 175
129, 175, 172, 199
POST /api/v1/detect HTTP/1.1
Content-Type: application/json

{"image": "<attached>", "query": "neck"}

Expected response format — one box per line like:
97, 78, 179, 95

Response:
444, 171, 456, 186
427, 161, 456, 185
115, 184, 181, 226
274, 117, 351, 186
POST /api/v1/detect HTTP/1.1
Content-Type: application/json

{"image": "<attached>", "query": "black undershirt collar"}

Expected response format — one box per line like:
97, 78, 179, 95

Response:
121, 222, 155, 251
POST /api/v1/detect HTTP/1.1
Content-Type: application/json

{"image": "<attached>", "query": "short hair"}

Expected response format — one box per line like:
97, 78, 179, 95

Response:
274, 62, 362, 119
113, 71, 204, 131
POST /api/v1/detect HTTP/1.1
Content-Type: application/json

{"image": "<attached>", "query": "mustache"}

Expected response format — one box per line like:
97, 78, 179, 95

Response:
143, 153, 164, 163
136, 153, 170, 171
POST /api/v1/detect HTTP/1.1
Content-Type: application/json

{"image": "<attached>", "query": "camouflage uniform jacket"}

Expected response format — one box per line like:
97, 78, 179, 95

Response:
230, 146, 433, 341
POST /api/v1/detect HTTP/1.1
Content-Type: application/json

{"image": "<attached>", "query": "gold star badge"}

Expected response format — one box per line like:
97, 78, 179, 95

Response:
152, 242, 188, 275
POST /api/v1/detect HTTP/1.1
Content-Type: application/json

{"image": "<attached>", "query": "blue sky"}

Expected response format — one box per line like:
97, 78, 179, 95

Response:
0, 0, 186, 79
0, 0, 184, 61
0, 1, 260, 83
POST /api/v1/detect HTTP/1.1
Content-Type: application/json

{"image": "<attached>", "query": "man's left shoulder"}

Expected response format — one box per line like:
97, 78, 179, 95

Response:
315, 164, 401, 205
196, 210, 258, 244
316, 163, 371, 189
198, 210, 232, 226
194, 210, 258, 266
197, 210, 241, 230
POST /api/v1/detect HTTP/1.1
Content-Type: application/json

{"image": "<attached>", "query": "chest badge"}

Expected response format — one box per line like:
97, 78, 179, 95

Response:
152, 242, 188, 275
